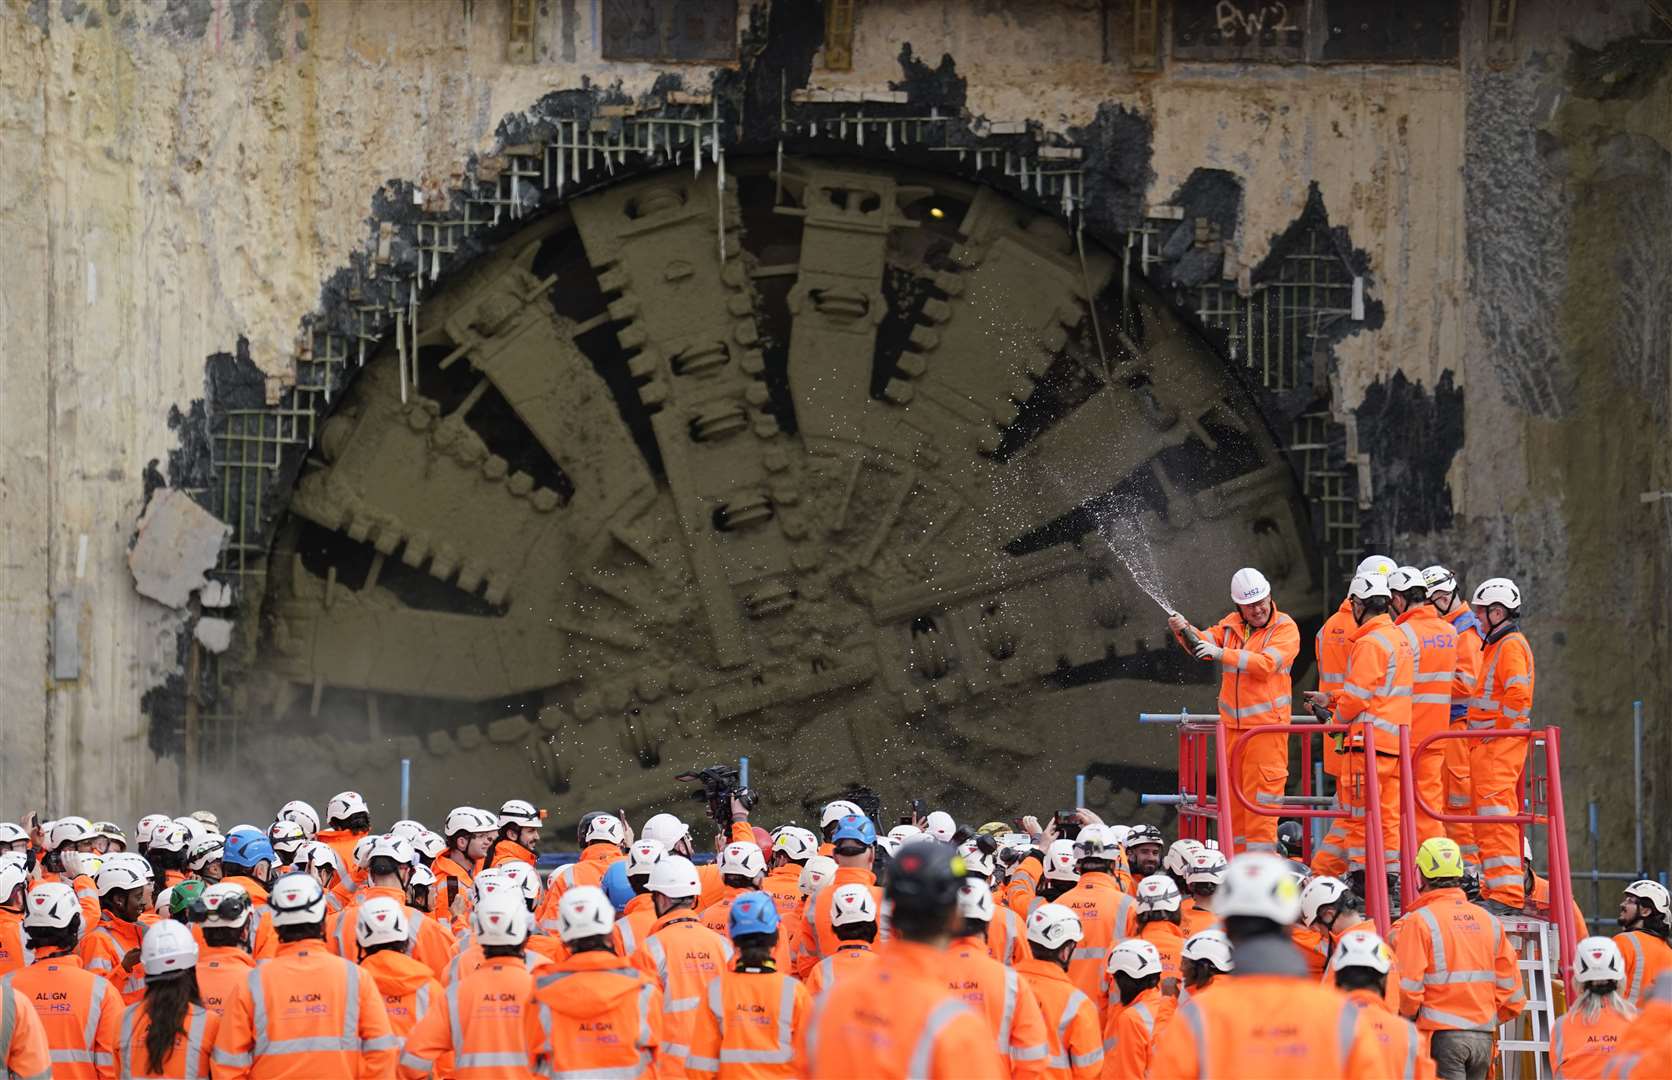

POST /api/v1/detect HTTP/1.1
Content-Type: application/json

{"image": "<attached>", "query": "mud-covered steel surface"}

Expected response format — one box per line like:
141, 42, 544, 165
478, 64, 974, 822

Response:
254, 156, 1323, 826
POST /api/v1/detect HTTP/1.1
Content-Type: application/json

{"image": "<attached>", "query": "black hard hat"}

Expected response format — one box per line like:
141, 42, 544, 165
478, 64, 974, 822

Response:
575, 810, 609, 845
885, 840, 965, 915
1277, 821, 1303, 854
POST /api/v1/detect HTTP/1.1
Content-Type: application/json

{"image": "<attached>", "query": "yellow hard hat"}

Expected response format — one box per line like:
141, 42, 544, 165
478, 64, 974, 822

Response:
1415, 837, 1465, 880
977, 821, 1010, 839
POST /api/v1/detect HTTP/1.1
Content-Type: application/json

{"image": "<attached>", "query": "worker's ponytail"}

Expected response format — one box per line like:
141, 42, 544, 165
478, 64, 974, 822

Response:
143, 969, 202, 1074
1573, 981, 1637, 1025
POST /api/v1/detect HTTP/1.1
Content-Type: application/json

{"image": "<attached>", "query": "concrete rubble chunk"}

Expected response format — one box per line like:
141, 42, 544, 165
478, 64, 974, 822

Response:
128, 489, 232, 609
194, 617, 234, 653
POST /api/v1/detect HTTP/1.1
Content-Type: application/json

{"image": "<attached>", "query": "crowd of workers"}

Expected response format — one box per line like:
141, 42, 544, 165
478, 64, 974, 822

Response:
0, 559, 1665, 1078
0, 790, 1665, 1079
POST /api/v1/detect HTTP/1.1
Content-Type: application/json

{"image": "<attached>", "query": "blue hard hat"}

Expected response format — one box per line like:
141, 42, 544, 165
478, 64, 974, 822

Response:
830, 814, 876, 846
224, 832, 275, 870
600, 859, 635, 913
727, 890, 781, 938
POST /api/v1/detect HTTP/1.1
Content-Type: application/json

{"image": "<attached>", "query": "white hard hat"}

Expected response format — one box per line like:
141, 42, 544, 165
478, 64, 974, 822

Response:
1573, 936, 1628, 987
141, 920, 199, 978
95, 855, 149, 896
1624, 879, 1671, 915
1231, 567, 1272, 605
1107, 938, 1163, 980
1026, 903, 1084, 949
93, 821, 127, 847
409, 864, 436, 890
413, 831, 445, 861
923, 811, 957, 843
625, 839, 666, 879
174, 817, 214, 844
388, 820, 427, 842
1471, 578, 1522, 610
355, 896, 411, 951
1164, 839, 1203, 878
1387, 566, 1428, 594
472, 868, 511, 905
47, 816, 95, 850
187, 837, 225, 873
1125, 824, 1164, 850
352, 836, 378, 869
367, 834, 415, 867
958, 841, 996, 879
136, 814, 173, 846
495, 862, 541, 907
1137, 874, 1182, 914
154, 886, 175, 914
1186, 849, 1228, 886
957, 880, 995, 923
641, 814, 691, 851
1356, 554, 1396, 578
277, 800, 320, 837
471, 887, 530, 947
887, 825, 922, 845
1044, 839, 1081, 883
290, 840, 340, 877
875, 836, 901, 858
1182, 929, 1234, 971
1330, 929, 1393, 975
62, 850, 102, 880
201, 882, 254, 928
830, 883, 879, 927
444, 807, 498, 838
148, 823, 189, 855
1073, 825, 1120, 864
1422, 565, 1457, 595
497, 799, 541, 829
1218, 853, 1303, 925
647, 855, 701, 899
799, 856, 838, 896
268, 820, 307, 857
1348, 573, 1391, 601
820, 801, 864, 829
0, 860, 27, 905
555, 885, 616, 943
583, 815, 626, 846
770, 826, 818, 862
25, 882, 81, 929
718, 842, 766, 881
1107, 825, 1131, 848
327, 791, 370, 822
269, 872, 328, 928
1299, 876, 1352, 926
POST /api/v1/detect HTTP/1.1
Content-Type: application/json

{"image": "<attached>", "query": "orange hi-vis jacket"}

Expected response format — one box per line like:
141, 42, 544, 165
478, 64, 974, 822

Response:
114, 1000, 220, 1079
441, 941, 551, 986
398, 953, 536, 1079
794, 867, 881, 978
6, 951, 122, 1078
633, 908, 733, 1076
987, 903, 1030, 966
1292, 923, 1332, 977
1329, 918, 1401, 1012
359, 949, 446, 1045
759, 865, 805, 924
1391, 887, 1524, 1032
1393, 607, 1459, 740
1179, 900, 1217, 937
0, 908, 30, 975
327, 885, 454, 981
526, 950, 662, 1079
481, 839, 538, 874
1329, 613, 1415, 753
1149, 974, 1386, 1079
1606, 973, 1672, 1078
537, 843, 625, 928
1614, 930, 1672, 1008
1056, 872, 1139, 1004
803, 942, 875, 998
1138, 920, 1186, 996
430, 854, 475, 932
1016, 957, 1104, 1080
1464, 625, 1534, 732
210, 937, 398, 1079
314, 828, 370, 896
217, 876, 279, 961
39, 871, 101, 940
617, 894, 657, 960
1343, 987, 1435, 1080
1100, 986, 1175, 1080
0, 978, 52, 1079
945, 935, 1049, 1078
1443, 602, 1484, 709
195, 945, 255, 1016
1526, 874, 1589, 942
1005, 853, 1046, 917
78, 911, 146, 1004
1550, 997, 1633, 1078
1196, 606, 1301, 728
805, 940, 1006, 1079
687, 965, 814, 1080
1316, 600, 1358, 775
700, 892, 792, 974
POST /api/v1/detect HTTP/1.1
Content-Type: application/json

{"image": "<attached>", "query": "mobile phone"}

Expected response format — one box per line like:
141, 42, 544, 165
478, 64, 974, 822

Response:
1054, 809, 1081, 841
900, 798, 925, 825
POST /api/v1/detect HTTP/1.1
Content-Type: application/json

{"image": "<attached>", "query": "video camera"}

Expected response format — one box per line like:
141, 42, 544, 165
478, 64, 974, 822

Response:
676, 765, 757, 830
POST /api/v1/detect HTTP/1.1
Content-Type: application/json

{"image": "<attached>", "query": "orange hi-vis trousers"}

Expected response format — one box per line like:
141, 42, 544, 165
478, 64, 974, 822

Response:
1310, 749, 1403, 878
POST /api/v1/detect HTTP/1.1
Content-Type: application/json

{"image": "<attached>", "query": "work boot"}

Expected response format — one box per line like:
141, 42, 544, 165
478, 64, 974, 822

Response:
1386, 874, 1402, 919
1461, 870, 1481, 901
1480, 897, 1521, 916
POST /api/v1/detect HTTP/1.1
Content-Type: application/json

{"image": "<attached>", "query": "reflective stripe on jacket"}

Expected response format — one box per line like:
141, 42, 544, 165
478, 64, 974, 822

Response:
0, 982, 53, 1080
525, 950, 662, 1080
632, 911, 733, 1075
686, 968, 813, 1079
397, 954, 536, 1079
1055, 873, 1139, 1006
1393, 608, 1459, 740
1200, 608, 1300, 728
1391, 888, 1525, 1032
6, 954, 122, 1078
115, 1000, 219, 1078
1330, 614, 1414, 753
1464, 626, 1534, 731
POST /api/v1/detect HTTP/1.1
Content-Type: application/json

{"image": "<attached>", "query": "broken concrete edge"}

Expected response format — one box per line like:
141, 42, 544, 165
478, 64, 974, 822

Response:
128, 488, 233, 610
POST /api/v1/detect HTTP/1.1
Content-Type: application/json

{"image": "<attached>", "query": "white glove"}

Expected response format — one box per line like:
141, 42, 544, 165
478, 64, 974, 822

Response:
1193, 638, 1223, 661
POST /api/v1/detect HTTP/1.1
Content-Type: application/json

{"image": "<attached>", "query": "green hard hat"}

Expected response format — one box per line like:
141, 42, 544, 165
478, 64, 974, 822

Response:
168, 878, 206, 917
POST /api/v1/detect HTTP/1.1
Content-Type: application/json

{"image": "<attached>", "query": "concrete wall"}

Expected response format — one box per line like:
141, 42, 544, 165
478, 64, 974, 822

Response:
0, 0, 1665, 877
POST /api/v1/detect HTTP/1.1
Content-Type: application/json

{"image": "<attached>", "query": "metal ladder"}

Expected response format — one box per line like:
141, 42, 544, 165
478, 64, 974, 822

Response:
1496, 916, 1559, 1080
